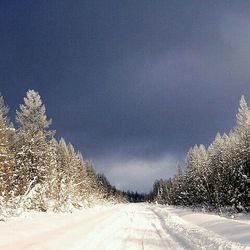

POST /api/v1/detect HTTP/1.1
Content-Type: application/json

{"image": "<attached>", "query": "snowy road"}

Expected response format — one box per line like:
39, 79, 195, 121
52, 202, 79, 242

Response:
0, 203, 249, 250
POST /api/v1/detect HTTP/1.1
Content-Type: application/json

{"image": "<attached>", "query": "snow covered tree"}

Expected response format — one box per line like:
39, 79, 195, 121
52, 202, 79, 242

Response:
151, 96, 250, 211
232, 96, 250, 210
13, 90, 54, 209
44, 138, 61, 209
0, 90, 127, 213
56, 138, 71, 208
151, 179, 169, 204
72, 152, 89, 202
66, 143, 88, 207
56, 138, 85, 209
207, 133, 228, 209
0, 94, 15, 200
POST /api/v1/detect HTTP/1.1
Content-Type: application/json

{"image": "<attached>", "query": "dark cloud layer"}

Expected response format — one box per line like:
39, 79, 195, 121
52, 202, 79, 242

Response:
0, 1, 250, 191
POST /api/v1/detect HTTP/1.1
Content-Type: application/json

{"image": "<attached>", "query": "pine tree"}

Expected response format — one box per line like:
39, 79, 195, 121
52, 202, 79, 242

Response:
13, 90, 54, 209
73, 152, 89, 202
66, 143, 87, 207
233, 96, 250, 210
0, 94, 15, 201
57, 138, 71, 208
45, 138, 61, 209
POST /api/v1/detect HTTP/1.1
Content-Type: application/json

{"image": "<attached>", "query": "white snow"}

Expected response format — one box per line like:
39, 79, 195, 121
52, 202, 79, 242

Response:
0, 203, 249, 250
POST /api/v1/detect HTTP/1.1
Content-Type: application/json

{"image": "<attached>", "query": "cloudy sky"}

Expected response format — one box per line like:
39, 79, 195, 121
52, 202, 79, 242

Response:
1, 1, 250, 192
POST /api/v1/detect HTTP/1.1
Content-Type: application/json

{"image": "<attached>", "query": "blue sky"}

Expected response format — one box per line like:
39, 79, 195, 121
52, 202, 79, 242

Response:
1, 1, 250, 192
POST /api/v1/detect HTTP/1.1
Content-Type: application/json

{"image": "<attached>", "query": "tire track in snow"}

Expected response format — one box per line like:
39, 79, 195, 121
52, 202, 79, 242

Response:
122, 206, 136, 250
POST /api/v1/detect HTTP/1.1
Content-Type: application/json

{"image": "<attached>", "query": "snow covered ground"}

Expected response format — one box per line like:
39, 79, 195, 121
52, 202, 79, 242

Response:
0, 203, 249, 250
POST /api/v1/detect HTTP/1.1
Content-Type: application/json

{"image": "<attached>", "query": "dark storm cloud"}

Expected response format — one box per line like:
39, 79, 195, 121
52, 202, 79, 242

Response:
0, 1, 250, 191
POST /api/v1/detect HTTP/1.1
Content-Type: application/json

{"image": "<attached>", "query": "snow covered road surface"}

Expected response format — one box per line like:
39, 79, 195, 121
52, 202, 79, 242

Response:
0, 203, 249, 250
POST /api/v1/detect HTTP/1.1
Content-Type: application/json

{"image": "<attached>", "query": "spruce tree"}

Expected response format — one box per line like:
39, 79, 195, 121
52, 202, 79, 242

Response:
13, 90, 54, 205
0, 94, 15, 200
233, 96, 250, 210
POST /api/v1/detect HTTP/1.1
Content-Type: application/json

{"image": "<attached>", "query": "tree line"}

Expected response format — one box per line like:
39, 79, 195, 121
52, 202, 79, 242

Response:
0, 90, 126, 215
150, 96, 250, 212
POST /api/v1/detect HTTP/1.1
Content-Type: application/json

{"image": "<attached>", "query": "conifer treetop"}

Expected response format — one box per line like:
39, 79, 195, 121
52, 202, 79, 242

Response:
16, 90, 52, 132
0, 94, 10, 126
236, 95, 250, 128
